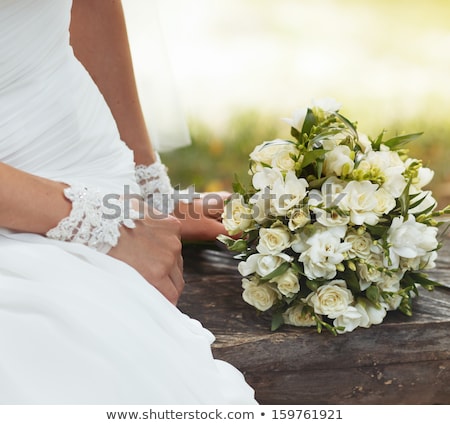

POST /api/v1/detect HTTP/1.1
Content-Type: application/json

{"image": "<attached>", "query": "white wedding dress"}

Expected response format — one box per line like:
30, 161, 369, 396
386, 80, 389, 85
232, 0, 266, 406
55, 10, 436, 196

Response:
0, 0, 256, 404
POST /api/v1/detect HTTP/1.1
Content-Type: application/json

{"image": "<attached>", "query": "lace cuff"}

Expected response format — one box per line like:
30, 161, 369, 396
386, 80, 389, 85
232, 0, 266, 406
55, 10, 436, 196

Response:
135, 153, 174, 214
46, 185, 139, 254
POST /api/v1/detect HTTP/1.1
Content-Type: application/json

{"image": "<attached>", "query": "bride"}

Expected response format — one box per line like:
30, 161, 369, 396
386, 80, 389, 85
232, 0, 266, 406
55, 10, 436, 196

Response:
0, 0, 256, 404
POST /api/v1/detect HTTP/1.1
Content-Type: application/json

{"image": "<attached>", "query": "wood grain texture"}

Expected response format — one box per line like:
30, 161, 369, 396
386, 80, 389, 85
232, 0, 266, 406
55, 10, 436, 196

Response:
178, 236, 450, 405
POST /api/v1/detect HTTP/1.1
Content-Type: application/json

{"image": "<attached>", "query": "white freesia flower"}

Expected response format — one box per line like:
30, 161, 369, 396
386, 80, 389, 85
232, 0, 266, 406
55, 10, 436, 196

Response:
271, 268, 300, 297
376, 271, 402, 293
358, 299, 387, 325
357, 252, 385, 289
334, 306, 365, 334
356, 132, 372, 153
242, 278, 280, 312
373, 187, 396, 215
387, 215, 439, 269
257, 224, 291, 255
311, 97, 341, 113
249, 191, 270, 224
404, 159, 434, 191
282, 304, 316, 327
323, 144, 355, 177
308, 177, 349, 227
222, 194, 253, 235
358, 149, 407, 198
419, 250, 438, 270
339, 180, 380, 225
282, 108, 307, 131
377, 271, 403, 309
334, 299, 386, 333
408, 190, 437, 215
238, 253, 290, 277
305, 279, 354, 319
299, 225, 351, 280
252, 167, 283, 191
271, 170, 309, 216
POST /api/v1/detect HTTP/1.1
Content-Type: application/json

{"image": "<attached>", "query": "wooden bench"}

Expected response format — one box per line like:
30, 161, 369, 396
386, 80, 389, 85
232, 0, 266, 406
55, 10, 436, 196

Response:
178, 236, 450, 405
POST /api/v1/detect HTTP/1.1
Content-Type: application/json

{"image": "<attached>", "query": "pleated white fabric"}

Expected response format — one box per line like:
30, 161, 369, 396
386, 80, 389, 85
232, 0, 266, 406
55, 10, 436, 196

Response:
0, 0, 256, 404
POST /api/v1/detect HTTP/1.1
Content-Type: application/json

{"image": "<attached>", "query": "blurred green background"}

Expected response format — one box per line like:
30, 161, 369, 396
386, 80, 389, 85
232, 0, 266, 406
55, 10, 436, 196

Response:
125, 0, 450, 208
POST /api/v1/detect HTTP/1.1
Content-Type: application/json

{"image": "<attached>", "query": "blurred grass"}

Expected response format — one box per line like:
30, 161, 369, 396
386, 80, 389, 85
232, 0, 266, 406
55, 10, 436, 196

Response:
161, 111, 450, 208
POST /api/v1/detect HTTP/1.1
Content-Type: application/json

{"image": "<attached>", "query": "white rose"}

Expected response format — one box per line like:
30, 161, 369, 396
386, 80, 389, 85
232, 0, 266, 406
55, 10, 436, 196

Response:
242, 278, 280, 311
271, 170, 309, 216
323, 145, 355, 177
271, 268, 300, 297
339, 180, 380, 226
257, 225, 291, 255
387, 215, 439, 269
305, 279, 354, 319
238, 253, 288, 277
250, 140, 300, 173
288, 207, 311, 231
299, 225, 351, 280
282, 304, 316, 327
344, 229, 373, 259
222, 194, 254, 235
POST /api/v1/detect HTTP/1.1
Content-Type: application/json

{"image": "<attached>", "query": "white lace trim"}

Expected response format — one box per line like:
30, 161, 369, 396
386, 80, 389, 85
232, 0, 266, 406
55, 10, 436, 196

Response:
135, 153, 174, 214
46, 185, 139, 254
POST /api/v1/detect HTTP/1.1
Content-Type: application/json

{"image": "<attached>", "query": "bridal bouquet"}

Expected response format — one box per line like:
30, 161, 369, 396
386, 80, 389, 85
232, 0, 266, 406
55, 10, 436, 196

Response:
218, 99, 449, 335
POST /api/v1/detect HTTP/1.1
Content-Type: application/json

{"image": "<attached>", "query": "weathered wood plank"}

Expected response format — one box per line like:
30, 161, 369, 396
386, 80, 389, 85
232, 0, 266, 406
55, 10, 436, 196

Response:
179, 236, 450, 404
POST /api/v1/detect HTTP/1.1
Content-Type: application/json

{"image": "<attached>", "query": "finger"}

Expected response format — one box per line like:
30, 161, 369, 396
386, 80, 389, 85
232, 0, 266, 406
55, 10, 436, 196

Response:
150, 275, 180, 305
168, 249, 184, 290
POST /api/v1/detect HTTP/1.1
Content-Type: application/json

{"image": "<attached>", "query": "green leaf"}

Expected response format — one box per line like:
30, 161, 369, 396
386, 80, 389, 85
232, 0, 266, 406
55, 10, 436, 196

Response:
291, 126, 302, 142
335, 112, 358, 136
232, 173, 247, 195
398, 178, 413, 217
301, 108, 317, 135
365, 224, 389, 238
406, 271, 442, 291
271, 311, 285, 331
306, 279, 320, 292
260, 261, 291, 282
301, 149, 328, 168
341, 270, 361, 294
372, 130, 386, 150
383, 132, 423, 150
365, 286, 381, 307
216, 235, 248, 252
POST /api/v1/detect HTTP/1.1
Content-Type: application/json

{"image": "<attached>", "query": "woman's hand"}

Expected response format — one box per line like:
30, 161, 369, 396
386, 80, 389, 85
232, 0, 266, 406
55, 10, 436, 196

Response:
108, 208, 184, 305
173, 191, 230, 242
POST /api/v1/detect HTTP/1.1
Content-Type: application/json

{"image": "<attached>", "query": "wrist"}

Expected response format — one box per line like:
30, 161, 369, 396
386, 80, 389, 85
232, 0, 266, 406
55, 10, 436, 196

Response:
46, 185, 139, 253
